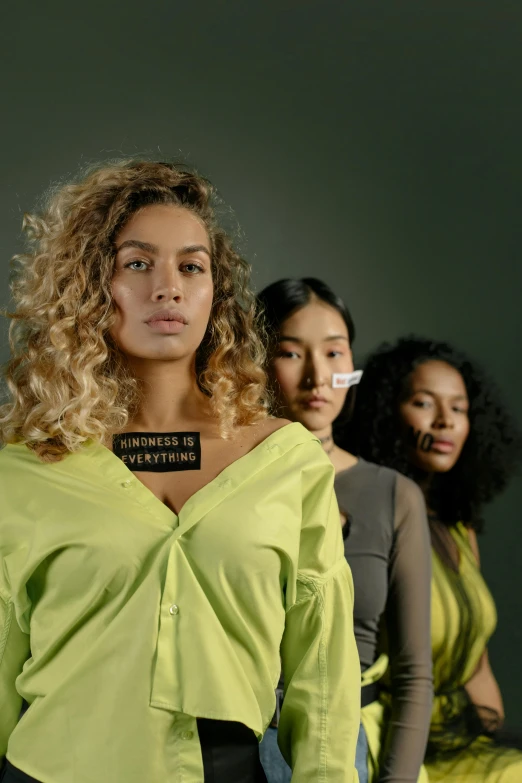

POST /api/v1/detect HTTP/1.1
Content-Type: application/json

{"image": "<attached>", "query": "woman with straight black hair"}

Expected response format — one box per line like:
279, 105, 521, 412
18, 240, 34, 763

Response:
345, 336, 522, 782
257, 278, 433, 783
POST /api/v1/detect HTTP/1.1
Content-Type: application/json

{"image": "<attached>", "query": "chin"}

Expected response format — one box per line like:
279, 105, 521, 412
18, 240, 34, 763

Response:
416, 454, 459, 474
292, 410, 331, 431
122, 338, 195, 361
123, 351, 191, 365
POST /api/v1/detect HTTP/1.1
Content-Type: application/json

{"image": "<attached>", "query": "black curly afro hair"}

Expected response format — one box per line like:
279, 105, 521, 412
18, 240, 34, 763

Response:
343, 336, 522, 530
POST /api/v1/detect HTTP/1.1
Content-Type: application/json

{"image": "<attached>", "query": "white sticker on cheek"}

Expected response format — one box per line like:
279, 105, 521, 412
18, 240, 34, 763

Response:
332, 370, 363, 388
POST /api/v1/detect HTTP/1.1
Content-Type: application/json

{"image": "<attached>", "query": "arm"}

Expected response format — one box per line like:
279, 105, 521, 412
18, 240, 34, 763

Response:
465, 649, 505, 722
0, 585, 31, 761
278, 452, 361, 783
379, 475, 433, 783
463, 528, 505, 721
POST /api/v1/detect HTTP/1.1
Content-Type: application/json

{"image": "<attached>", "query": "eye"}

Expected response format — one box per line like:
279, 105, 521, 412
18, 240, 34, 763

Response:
277, 350, 300, 359
453, 406, 468, 414
124, 259, 150, 271
412, 399, 432, 408
182, 262, 205, 274
328, 350, 344, 358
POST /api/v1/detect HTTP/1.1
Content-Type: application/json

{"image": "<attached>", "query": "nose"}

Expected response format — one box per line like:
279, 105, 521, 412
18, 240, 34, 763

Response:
151, 264, 182, 303
433, 403, 455, 429
303, 356, 328, 389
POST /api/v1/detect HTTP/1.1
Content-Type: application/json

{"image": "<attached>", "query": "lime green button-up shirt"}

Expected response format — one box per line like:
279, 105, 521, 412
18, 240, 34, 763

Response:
0, 423, 360, 782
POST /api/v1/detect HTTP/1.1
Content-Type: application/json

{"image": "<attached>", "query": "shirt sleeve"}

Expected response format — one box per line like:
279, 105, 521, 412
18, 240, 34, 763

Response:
0, 578, 31, 761
278, 451, 361, 782
378, 474, 433, 783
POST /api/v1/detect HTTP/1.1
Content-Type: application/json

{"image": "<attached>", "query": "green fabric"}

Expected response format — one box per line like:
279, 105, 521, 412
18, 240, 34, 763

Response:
0, 422, 360, 782
424, 524, 522, 781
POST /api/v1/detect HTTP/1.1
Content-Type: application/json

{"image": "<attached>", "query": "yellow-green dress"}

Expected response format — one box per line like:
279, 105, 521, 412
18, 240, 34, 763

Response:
424, 522, 522, 782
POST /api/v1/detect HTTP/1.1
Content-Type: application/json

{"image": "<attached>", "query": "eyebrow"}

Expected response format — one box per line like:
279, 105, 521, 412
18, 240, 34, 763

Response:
279, 335, 349, 343
116, 239, 211, 258
413, 388, 468, 401
116, 239, 159, 254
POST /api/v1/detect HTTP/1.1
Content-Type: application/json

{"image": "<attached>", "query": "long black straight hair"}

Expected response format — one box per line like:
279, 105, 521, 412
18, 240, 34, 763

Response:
257, 277, 357, 436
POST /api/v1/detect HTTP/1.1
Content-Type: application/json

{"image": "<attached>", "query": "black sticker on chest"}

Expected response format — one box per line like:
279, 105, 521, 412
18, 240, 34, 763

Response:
113, 432, 201, 472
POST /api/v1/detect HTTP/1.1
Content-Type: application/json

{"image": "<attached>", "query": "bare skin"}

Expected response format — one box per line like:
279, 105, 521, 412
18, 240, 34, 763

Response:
399, 360, 505, 721
109, 203, 287, 516
399, 360, 470, 476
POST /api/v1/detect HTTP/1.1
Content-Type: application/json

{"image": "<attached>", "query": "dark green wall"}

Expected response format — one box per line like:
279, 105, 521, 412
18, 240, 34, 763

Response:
2, 2, 521, 720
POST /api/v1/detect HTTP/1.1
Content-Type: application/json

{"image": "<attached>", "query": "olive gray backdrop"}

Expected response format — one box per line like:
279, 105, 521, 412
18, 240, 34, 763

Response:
2, 1, 521, 721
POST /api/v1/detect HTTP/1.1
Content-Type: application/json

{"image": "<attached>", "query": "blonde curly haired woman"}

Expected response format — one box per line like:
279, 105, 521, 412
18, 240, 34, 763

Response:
0, 161, 361, 783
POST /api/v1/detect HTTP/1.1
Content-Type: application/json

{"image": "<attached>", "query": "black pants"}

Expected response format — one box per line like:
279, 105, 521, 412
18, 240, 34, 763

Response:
1, 719, 268, 783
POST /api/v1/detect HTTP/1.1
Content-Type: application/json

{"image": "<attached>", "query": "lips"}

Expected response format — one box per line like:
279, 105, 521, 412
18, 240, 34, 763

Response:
146, 309, 188, 325
302, 395, 329, 409
431, 439, 455, 454
145, 309, 188, 334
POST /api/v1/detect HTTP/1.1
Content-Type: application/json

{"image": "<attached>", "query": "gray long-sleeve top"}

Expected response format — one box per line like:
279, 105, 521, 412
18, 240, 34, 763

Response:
335, 459, 433, 783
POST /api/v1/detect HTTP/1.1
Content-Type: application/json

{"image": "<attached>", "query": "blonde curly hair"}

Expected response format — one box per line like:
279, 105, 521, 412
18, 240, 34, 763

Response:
0, 160, 269, 461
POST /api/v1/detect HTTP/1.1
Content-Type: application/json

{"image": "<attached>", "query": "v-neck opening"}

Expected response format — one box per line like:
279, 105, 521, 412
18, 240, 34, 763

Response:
85, 421, 309, 524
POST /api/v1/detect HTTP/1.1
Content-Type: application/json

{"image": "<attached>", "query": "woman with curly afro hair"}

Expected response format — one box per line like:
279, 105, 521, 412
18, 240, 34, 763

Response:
344, 336, 522, 782
0, 161, 361, 783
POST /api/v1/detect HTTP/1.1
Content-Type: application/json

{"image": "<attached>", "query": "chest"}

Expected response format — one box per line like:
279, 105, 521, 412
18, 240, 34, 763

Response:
118, 435, 255, 516
134, 465, 221, 516
340, 493, 394, 623
10, 459, 303, 608
431, 550, 497, 657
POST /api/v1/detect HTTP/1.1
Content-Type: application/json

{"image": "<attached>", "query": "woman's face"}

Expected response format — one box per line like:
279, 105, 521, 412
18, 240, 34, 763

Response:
399, 359, 470, 473
110, 204, 214, 363
271, 300, 353, 433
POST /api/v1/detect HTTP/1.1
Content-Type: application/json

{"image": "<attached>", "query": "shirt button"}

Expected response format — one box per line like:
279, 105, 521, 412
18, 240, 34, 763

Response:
169, 604, 179, 616
121, 479, 132, 488
181, 730, 194, 740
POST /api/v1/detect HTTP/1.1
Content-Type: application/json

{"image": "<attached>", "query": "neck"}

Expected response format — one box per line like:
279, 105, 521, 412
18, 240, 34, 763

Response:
310, 425, 335, 455
308, 423, 358, 473
124, 357, 209, 431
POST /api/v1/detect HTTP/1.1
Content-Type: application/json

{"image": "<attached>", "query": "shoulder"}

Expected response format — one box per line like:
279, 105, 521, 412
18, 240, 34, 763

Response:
0, 444, 41, 540
459, 523, 481, 565
332, 447, 358, 473
393, 470, 426, 503
241, 417, 318, 455
252, 416, 293, 441
339, 461, 427, 530
0, 442, 35, 475
0, 439, 94, 494
343, 458, 422, 505
392, 472, 428, 534
336, 457, 399, 493
0, 440, 84, 470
